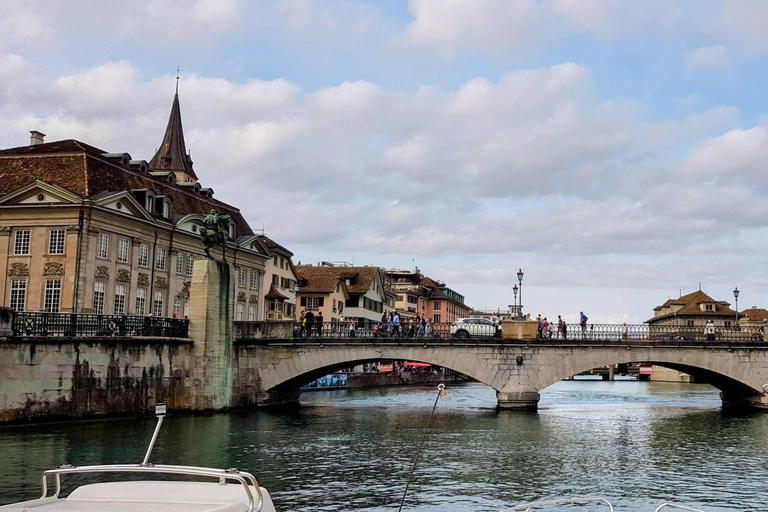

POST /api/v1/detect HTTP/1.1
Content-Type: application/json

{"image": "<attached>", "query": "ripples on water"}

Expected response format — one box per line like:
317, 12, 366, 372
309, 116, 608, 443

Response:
1, 378, 767, 511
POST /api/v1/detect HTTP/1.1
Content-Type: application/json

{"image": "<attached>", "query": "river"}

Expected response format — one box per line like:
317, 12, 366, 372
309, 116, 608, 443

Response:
1, 378, 767, 511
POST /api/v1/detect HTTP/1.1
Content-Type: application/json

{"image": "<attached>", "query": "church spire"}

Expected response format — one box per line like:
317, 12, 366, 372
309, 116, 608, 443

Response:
148, 82, 197, 183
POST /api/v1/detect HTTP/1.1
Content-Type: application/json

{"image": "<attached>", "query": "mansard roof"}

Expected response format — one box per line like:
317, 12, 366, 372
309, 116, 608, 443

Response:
148, 91, 197, 180
0, 139, 252, 237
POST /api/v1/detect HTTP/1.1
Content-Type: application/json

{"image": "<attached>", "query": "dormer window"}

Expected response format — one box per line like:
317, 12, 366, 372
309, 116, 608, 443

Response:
228, 221, 235, 239
145, 193, 155, 214
163, 200, 171, 218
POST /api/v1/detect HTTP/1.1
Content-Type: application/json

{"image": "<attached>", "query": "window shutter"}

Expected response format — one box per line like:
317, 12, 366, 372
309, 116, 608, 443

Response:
318, 297, 325, 307
301, 297, 306, 306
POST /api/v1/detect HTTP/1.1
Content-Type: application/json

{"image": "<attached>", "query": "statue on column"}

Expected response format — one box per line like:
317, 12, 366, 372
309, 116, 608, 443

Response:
199, 210, 232, 261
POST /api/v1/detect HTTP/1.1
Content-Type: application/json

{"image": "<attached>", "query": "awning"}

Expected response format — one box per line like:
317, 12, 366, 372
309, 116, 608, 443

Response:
403, 362, 432, 367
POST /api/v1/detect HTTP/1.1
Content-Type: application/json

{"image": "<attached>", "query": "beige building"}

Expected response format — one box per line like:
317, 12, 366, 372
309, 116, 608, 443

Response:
0, 91, 292, 322
295, 265, 350, 325
259, 235, 299, 321
647, 290, 739, 329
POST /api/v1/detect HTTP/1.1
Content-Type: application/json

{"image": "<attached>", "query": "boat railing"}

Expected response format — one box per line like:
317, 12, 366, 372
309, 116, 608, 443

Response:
654, 504, 705, 512
500, 497, 614, 511
41, 463, 264, 512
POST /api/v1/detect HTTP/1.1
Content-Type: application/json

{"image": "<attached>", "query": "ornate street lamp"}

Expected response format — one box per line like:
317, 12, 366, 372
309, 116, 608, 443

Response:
513, 284, 518, 318
517, 268, 524, 319
733, 286, 740, 329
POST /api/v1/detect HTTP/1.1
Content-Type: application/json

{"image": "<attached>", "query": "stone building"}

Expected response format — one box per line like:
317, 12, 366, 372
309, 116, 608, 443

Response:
647, 290, 739, 329
0, 90, 292, 321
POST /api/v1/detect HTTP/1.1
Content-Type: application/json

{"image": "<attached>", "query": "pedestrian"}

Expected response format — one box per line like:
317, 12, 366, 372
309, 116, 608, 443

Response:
425, 318, 431, 338
537, 315, 542, 338
409, 317, 415, 337
542, 317, 549, 338
579, 311, 588, 338
387, 312, 393, 337
349, 318, 356, 337
418, 318, 425, 337
562, 320, 568, 340
705, 320, 715, 341
316, 311, 323, 336
622, 322, 628, 340
557, 315, 564, 339
393, 311, 401, 337
304, 309, 314, 336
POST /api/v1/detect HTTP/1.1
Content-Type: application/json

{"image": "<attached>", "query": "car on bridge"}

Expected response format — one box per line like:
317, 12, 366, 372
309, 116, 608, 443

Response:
451, 317, 501, 338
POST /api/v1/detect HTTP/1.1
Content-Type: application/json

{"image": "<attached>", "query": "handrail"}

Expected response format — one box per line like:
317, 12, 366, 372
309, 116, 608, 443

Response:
41, 463, 264, 512
654, 504, 705, 512
500, 497, 614, 511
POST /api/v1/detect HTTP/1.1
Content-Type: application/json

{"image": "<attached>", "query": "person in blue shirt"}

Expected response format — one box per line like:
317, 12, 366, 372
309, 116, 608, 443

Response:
579, 311, 588, 338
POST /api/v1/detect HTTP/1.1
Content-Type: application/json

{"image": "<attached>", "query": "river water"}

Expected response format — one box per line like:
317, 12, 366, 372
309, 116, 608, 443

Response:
1, 378, 767, 511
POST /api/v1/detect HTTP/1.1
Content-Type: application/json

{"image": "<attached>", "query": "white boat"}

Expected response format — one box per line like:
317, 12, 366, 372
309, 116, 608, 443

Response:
0, 405, 276, 512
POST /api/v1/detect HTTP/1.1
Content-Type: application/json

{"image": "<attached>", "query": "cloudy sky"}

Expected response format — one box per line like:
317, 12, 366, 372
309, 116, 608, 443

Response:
3, 0, 768, 323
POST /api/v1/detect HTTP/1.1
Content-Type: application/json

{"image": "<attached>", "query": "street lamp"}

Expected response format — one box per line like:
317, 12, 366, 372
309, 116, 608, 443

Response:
733, 286, 740, 329
517, 268, 524, 319
512, 284, 518, 318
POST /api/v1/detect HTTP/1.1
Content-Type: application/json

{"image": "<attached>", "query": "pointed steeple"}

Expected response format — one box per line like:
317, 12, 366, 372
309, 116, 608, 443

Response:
148, 88, 198, 183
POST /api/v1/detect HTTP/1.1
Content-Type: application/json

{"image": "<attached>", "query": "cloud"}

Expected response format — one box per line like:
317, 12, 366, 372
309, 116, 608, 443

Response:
0, 56, 762, 314
685, 45, 733, 70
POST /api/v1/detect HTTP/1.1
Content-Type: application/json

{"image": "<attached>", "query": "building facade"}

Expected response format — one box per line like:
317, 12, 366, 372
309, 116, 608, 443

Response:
0, 91, 292, 321
647, 290, 739, 329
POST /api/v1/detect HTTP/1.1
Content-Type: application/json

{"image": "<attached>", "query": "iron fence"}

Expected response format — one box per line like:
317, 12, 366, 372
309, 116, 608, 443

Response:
242, 320, 766, 344
13, 312, 189, 338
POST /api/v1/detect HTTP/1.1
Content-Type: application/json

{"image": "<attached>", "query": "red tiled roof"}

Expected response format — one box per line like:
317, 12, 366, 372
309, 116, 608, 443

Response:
295, 265, 381, 295
741, 308, 768, 322
265, 284, 289, 300
648, 290, 737, 323
0, 140, 253, 237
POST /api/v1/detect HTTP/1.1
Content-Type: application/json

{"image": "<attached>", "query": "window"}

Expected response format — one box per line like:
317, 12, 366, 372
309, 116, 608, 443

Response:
138, 243, 149, 267
117, 238, 130, 263
175, 252, 184, 275
724, 320, 731, 328
273, 256, 278, 266
97, 233, 109, 259
186, 254, 195, 276
705, 304, 713, 311
114, 284, 126, 314
163, 200, 171, 218
434, 301, 442, 311
434, 314, 441, 323
184, 301, 189, 317
155, 247, 166, 271
136, 288, 147, 315
10, 280, 26, 311
173, 296, 182, 317
93, 282, 106, 314
269, 299, 277, 311
145, 196, 154, 214
306, 297, 322, 309
238, 267, 247, 288
250, 269, 259, 289
272, 274, 279, 286
687, 320, 694, 327
248, 305, 256, 321
44, 279, 61, 313
49, 229, 66, 255
228, 222, 235, 239
14, 230, 30, 255
236, 303, 244, 321
153, 291, 164, 317
280, 257, 284, 269
333, 299, 337, 312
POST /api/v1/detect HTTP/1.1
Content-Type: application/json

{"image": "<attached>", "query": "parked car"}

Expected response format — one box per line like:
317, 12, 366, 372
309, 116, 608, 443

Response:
451, 317, 500, 338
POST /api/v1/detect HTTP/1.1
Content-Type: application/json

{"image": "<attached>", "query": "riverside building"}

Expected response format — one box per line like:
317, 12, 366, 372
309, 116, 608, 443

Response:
0, 90, 297, 321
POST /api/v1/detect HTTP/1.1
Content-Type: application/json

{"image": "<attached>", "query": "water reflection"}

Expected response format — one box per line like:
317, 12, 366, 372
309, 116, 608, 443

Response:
1, 379, 766, 511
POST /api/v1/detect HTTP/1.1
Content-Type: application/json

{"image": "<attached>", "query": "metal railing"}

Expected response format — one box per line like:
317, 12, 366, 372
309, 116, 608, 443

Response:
13, 312, 189, 338
41, 463, 263, 512
237, 320, 766, 344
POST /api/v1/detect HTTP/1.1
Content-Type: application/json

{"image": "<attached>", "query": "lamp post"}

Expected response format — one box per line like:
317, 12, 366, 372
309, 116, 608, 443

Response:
733, 286, 740, 329
512, 284, 518, 318
517, 268, 524, 319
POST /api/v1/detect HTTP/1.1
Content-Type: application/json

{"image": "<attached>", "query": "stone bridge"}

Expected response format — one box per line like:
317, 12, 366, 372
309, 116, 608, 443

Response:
233, 336, 768, 411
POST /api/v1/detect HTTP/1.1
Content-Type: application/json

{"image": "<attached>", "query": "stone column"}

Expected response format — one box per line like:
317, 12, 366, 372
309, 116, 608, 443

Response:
497, 391, 540, 411
188, 258, 234, 410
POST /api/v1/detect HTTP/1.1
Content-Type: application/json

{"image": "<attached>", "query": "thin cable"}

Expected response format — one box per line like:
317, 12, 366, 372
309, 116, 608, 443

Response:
398, 384, 444, 512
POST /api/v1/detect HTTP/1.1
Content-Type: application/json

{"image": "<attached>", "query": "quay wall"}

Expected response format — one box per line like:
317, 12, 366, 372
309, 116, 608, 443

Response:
0, 337, 194, 423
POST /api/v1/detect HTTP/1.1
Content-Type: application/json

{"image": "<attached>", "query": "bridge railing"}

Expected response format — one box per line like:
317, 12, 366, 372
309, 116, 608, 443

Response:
236, 320, 765, 344
12, 311, 190, 338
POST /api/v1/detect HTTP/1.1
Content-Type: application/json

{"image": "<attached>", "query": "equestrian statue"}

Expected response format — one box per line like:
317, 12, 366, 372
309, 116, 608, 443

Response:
199, 209, 232, 261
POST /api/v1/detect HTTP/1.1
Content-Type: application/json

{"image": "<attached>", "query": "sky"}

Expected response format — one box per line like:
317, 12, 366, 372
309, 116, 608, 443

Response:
2, 0, 768, 324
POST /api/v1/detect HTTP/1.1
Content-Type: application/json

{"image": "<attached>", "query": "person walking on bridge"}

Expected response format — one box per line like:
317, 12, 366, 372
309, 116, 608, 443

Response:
557, 315, 564, 339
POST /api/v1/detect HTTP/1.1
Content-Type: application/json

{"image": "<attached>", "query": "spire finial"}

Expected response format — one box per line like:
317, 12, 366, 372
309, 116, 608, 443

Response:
176, 66, 180, 93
